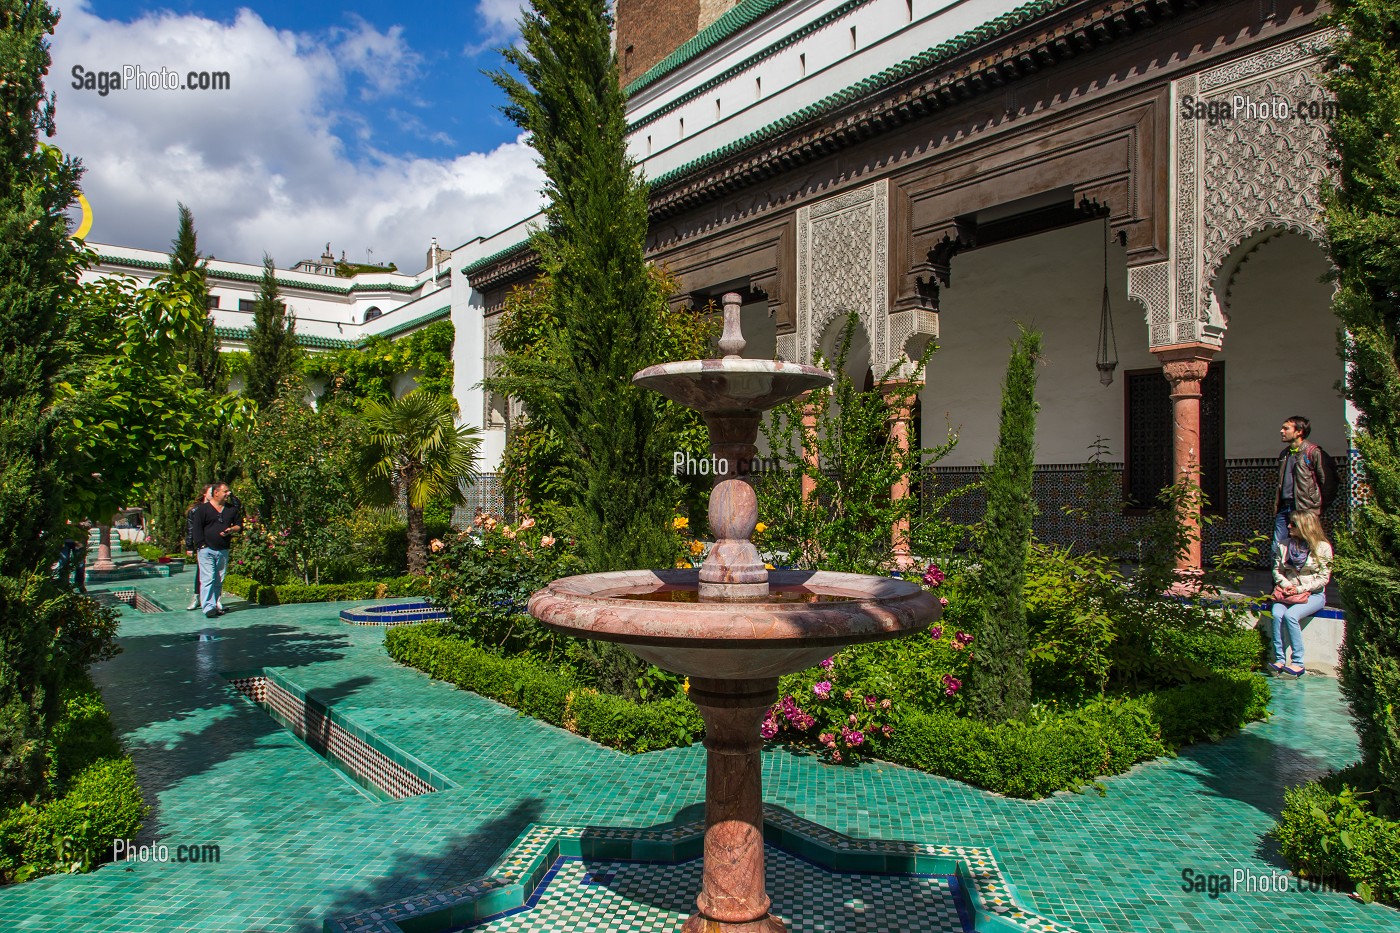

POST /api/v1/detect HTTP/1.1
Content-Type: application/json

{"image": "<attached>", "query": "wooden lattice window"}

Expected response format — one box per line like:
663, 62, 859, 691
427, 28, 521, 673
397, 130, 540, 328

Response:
1123, 362, 1225, 514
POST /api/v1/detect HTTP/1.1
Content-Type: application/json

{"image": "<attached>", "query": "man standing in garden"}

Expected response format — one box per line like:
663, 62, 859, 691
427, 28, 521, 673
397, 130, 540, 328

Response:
192, 482, 242, 618
1273, 416, 1336, 559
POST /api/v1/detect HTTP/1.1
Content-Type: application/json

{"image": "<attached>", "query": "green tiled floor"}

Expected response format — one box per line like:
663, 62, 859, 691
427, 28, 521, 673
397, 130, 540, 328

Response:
2, 570, 1395, 933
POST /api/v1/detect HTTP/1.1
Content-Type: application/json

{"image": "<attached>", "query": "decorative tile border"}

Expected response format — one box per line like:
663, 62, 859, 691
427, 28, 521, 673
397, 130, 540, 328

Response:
927, 457, 1350, 568
94, 589, 170, 613
324, 807, 1083, 933
86, 563, 175, 583
225, 669, 455, 801
339, 601, 451, 626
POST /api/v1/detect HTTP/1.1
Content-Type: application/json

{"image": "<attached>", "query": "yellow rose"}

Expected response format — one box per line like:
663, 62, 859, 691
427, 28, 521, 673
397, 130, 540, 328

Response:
672, 516, 689, 530
689, 540, 705, 556
755, 522, 767, 534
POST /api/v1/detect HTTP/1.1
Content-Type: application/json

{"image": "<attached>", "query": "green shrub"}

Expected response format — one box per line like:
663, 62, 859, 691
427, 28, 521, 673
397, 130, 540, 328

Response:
1276, 773, 1400, 904
223, 574, 426, 605
385, 623, 701, 753
134, 542, 164, 561
0, 676, 146, 883
223, 573, 258, 602
884, 673, 1269, 798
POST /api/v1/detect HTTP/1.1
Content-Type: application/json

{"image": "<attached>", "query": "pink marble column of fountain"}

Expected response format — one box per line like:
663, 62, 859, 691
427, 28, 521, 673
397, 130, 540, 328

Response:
682, 677, 787, 933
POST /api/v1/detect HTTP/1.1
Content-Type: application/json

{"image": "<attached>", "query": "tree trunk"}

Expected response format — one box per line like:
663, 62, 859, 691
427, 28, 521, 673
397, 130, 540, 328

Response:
406, 503, 427, 575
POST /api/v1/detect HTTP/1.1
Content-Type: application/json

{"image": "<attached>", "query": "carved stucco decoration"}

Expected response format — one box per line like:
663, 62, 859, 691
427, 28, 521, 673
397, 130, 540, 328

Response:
483, 318, 507, 430
1128, 261, 1173, 349
1162, 30, 1336, 350
795, 179, 890, 369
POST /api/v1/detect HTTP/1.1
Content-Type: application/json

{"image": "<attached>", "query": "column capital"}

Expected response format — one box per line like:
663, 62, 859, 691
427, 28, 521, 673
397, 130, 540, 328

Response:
1153, 343, 1215, 398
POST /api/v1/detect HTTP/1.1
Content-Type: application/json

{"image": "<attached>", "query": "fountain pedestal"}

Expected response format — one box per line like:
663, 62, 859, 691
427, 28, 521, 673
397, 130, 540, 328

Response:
683, 677, 786, 933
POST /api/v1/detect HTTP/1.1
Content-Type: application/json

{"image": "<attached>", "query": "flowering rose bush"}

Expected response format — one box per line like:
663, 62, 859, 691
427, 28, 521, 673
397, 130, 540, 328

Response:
426, 514, 582, 656
765, 655, 898, 764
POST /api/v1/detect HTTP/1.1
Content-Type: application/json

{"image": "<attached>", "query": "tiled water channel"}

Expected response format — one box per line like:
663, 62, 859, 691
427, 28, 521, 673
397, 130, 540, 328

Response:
226, 667, 454, 801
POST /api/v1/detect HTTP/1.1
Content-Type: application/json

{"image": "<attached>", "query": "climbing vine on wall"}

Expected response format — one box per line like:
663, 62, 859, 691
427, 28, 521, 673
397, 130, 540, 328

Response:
217, 321, 455, 404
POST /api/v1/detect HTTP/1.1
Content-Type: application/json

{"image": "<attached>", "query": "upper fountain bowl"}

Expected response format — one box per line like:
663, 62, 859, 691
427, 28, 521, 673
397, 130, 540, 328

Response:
633, 359, 832, 414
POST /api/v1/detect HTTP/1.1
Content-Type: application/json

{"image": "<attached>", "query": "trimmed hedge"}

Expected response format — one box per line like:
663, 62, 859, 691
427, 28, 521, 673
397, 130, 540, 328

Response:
0, 676, 147, 883
1275, 771, 1400, 905
223, 573, 428, 605
887, 671, 1270, 798
385, 623, 702, 753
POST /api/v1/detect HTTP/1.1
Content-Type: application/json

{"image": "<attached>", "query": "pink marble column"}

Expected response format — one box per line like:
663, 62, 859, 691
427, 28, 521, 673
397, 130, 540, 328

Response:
880, 381, 920, 571
683, 677, 788, 933
91, 523, 116, 571
799, 395, 820, 505
1154, 344, 1216, 574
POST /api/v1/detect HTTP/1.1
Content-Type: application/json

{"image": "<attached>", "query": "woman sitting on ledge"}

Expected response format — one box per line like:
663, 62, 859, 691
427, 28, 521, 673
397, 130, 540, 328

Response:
1269, 510, 1332, 678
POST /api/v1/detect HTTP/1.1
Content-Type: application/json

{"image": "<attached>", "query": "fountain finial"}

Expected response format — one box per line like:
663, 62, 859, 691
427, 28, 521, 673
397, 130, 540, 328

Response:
718, 292, 745, 359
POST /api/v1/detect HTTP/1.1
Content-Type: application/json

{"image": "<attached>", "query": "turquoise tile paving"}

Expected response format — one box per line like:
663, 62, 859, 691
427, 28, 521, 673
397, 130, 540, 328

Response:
2, 570, 1395, 933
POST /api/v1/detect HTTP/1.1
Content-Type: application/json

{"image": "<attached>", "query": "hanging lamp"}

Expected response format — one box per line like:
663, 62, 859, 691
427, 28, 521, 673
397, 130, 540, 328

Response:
1095, 220, 1119, 386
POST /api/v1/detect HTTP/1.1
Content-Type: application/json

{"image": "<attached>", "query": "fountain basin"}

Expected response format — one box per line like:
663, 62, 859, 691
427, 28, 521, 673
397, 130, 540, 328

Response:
528, 568, 940, 679
633, 359, 831, 413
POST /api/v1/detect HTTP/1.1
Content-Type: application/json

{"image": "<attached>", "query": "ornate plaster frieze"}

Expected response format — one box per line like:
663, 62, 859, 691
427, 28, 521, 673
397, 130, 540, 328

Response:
886, 308, 940, 380
483, 318, 507, 430
1128, 261, 1172, 349
1164, 29, 1337, 350
796, 179, 889, 369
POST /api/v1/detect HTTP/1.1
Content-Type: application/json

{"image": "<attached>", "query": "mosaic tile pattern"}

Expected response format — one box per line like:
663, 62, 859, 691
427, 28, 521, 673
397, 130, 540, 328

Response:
330, 811, 1006, 933
466, 850, 965, 933
339, 601, 452, 626
96, 588, 170, 613
928, 457, 1350, 567
2, 572, 1394, 933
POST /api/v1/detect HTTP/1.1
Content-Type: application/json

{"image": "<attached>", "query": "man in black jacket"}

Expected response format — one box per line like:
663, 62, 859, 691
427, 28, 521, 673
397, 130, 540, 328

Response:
192, 482, 242, 618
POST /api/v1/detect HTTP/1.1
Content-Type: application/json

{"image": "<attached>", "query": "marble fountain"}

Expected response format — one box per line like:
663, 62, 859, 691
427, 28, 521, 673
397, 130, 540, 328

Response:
528, 293, 942, 933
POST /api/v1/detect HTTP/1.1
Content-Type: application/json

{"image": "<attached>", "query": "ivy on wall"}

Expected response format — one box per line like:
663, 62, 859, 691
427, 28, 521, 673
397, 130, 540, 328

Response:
221, 320, 454, 404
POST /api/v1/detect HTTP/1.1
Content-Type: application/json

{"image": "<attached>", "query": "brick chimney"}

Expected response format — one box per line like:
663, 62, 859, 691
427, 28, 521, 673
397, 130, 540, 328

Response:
616, 0, 742, 84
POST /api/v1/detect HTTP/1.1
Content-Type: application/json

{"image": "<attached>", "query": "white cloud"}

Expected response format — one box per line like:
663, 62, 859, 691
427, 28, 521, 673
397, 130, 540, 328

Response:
49, 1, 543, 272
467, 0, 527, 54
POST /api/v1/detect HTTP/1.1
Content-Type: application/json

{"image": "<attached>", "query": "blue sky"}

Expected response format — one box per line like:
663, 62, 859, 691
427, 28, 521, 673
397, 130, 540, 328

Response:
51, 0, 545, 270
81, 0, 525, 161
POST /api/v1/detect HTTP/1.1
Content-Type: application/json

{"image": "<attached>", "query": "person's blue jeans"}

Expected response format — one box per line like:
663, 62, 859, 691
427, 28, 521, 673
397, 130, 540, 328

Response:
1271, 592, 1324, 667
197, 547, 229, 616
1273, 509, 1292, 563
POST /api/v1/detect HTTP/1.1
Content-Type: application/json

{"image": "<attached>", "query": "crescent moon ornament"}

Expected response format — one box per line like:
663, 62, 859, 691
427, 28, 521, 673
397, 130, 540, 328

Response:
74, 192, 93, 241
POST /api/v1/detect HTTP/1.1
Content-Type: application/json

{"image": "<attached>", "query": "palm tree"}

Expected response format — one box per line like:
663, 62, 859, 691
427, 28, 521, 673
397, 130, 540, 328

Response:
359, 391, 481, 574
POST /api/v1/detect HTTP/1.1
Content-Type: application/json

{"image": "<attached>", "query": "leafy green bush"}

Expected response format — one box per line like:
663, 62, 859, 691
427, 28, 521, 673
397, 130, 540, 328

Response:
0, 576, 120, 804
262, 576, 428, 605
385, 623, 701, 753
1276, 772, 1400, 904
0, 675, 146, 883
224, 572, 427, 605
885, 673, 1269, 798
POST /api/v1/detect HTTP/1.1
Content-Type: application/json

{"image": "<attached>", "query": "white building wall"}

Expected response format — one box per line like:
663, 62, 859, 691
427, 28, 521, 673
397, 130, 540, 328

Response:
1215, 233, 1343, 458
922, 222, 1158, 467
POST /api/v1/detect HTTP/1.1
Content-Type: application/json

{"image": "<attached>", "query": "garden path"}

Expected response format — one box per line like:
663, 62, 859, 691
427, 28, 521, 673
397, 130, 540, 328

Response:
1, 571, 1391, 933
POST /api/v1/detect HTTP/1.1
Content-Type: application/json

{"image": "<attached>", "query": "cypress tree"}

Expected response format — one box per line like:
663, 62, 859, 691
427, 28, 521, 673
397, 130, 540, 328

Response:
148, 204, 234, 549
0, 0, 90, 804
0, 0, 82, 576
963, 327, 1042, 723
243, 254, 300, 409
488, 0, 685, 571
1326, 0, 1400, 813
